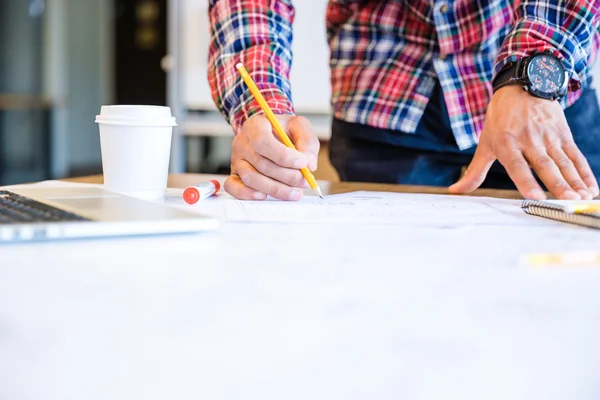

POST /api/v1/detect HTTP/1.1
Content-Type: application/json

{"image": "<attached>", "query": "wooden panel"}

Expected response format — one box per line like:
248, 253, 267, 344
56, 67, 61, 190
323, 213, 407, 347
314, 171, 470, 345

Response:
65, 173, 523, 199
314, 141, 340, 182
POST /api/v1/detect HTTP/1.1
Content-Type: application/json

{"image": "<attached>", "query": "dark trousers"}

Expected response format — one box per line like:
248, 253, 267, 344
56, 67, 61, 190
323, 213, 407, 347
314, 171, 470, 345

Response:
329, 82, 600, 190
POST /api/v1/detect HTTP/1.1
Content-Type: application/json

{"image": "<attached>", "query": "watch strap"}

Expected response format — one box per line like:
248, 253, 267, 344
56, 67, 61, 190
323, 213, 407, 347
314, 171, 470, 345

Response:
492, 61, 524, 93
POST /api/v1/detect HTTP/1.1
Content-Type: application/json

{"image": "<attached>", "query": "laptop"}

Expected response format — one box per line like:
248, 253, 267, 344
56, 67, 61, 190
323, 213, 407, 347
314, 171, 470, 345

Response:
0, 186, 219, 243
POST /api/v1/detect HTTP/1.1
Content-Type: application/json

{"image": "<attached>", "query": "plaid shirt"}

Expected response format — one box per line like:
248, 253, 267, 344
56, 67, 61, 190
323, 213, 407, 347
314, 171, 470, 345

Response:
208, 0, 600, 150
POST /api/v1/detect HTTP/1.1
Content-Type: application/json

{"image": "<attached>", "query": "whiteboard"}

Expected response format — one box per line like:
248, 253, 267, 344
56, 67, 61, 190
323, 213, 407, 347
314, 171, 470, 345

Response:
181, 0, 332, 114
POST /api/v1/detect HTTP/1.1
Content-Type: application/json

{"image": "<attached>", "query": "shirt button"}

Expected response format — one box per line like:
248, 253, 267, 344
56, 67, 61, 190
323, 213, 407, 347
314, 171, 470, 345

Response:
438, 3, 449, 13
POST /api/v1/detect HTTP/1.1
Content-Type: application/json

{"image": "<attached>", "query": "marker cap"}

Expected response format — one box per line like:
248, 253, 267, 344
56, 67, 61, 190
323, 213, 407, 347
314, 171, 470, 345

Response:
183, 180, 221, 204
183, 187, 200, 204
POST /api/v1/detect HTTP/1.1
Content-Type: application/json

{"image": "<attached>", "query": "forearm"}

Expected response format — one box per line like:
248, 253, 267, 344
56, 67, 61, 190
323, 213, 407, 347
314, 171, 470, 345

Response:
494, 0, 600, 96
208, 0, 295, 133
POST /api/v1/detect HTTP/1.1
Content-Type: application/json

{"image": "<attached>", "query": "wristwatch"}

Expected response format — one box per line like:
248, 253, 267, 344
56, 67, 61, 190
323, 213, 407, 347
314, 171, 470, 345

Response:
492, 50, 569, 100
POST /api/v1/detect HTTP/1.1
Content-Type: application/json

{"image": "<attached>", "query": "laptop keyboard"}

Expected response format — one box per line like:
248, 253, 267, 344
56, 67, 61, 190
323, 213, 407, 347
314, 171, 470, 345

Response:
0, 190, 90, 224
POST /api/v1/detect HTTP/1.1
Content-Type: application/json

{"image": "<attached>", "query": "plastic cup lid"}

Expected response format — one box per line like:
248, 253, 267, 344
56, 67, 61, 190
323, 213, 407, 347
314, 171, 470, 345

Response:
95, 105, 177, 126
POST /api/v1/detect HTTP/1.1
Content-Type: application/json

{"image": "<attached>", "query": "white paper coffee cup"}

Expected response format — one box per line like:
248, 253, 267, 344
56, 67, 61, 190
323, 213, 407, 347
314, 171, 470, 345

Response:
95, 105, 177, 200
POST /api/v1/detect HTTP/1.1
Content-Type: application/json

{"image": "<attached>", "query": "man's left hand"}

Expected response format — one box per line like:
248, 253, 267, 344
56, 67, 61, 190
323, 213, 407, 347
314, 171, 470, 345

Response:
449, 85, 599, 200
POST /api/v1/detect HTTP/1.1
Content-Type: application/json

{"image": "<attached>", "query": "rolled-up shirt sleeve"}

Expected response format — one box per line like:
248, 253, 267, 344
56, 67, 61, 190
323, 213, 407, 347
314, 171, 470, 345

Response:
208, 0, 296, 133
494, 0, 600, 105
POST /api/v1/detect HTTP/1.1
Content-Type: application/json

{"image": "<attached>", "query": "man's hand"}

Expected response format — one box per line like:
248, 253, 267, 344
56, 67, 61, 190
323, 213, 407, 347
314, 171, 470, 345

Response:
225, 114, 320, 200
449, 85, 599, 200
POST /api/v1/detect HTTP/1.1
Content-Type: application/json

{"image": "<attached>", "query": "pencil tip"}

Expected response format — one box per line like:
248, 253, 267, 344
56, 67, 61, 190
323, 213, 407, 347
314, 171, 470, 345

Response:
315, 187, 324, 199
236, 63, 243, 69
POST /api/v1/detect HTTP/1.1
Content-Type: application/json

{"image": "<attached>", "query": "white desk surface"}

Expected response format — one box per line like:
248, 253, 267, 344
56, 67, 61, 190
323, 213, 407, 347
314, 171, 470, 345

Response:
1, 176, 600, 400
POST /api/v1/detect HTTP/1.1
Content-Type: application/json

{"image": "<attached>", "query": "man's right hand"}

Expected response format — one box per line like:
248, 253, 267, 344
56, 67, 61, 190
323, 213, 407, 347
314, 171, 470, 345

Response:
225, 114, 320, 201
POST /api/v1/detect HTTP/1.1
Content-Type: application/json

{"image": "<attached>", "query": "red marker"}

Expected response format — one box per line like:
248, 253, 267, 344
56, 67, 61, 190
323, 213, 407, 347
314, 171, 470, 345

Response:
183, 180, 221, 204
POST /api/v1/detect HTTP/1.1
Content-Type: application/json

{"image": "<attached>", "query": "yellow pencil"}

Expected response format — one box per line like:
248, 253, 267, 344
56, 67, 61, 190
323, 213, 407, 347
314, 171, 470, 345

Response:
524, 252, 600, 266
565, 203, 600, 214
236, 63, 323, 199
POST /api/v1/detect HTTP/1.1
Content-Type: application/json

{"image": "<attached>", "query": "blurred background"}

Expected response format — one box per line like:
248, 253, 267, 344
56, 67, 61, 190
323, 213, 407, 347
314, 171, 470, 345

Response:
0, 0, 599, 186
0, 0, 338, 186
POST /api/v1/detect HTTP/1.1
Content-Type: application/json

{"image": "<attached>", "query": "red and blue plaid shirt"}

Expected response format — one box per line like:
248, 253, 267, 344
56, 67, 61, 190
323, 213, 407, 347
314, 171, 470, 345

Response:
208, 0, 600, 150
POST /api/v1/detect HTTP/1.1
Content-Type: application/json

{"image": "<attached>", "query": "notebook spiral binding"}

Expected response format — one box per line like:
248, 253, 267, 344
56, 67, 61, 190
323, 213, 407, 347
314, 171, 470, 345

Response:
521, 200, 600, 229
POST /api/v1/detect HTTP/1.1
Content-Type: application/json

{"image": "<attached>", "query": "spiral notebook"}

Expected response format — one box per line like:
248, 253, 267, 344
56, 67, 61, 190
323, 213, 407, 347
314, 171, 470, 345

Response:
521, 200, 600, 229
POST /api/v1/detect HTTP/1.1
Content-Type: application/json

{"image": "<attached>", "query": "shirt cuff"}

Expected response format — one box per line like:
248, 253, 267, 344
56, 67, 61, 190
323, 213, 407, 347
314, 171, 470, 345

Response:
493, 19, 584, 94
229, 88, 295, 134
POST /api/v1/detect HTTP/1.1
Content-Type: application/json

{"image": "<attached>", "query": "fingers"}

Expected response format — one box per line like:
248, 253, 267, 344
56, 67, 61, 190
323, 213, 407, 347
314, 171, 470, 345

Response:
233, 159, 304, 201
562, 142, 599, 198
228, 115, 318, 201
286, 116, 320, 171
448, 145, 495, 194
546, 145, 593, 199
224, 174, 267, 201
523, 147, 580, 200
248, 117, 309, 169
498, 148, 546, 199
248, 152, 308, 188
471, 85, 599, 200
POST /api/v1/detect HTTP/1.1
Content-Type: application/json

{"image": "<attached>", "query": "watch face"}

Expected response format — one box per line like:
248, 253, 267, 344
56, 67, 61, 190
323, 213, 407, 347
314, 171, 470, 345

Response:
526, 54, 565, 95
